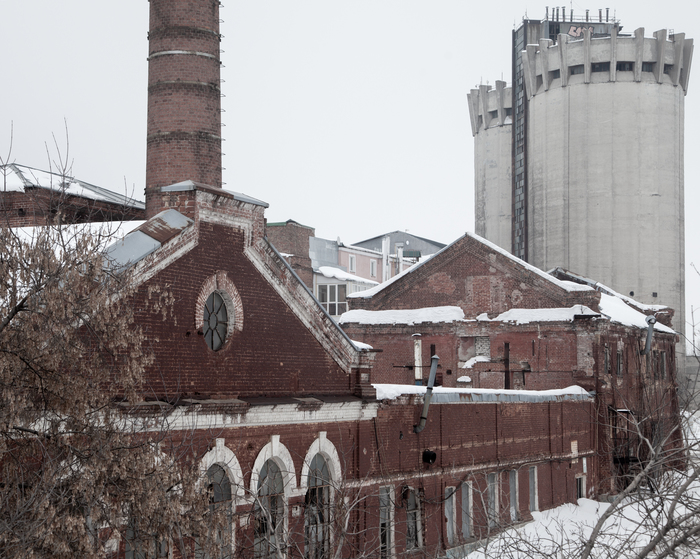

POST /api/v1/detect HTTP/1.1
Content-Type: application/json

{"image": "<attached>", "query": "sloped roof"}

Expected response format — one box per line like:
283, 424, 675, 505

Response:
353, 230, 446, 251
348, 231, 593, 300
104, 209, 193, 272
2, 163, 145, 209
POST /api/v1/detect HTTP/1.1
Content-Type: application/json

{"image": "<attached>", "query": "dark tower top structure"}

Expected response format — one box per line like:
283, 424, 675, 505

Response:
510, 9, 619, 261
145, 0, 222, 218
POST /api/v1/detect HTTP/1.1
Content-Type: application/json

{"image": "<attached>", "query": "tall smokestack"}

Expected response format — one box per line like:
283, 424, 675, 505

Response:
145, 0, 222, 218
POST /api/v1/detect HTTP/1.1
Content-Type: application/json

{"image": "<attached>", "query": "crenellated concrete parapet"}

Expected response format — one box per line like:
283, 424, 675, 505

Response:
521, 28, 693, 99
467, 80, 512, 136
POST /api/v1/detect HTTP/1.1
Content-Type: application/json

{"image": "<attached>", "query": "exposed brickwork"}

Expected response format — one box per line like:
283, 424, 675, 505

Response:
146, 0, 222, 217
265, 220, 315, 288
0, 188, 144, 226
152, 395, 593, 558
348, 234, 601, 315
341, 230, 682, 499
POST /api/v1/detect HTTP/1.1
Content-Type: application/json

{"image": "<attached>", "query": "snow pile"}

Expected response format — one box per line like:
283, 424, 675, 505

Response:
464, 413, 700, 559
339, 306, 465, 326
461, 356, 491, 369
351, 340, 373, 350
593, 280, 668, 312
598, 293, 675, 333
465, 499, 612, 558
317, 266, 378, 285
457, 375, 472, 383
373, 384, 590, 401
478, 306, 598, 325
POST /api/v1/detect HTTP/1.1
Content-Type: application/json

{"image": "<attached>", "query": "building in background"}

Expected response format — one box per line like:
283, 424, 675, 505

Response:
0, 163, 144, 226
467, 12, 693, 363
353, 231, 445, 281
267, 220, 420, 319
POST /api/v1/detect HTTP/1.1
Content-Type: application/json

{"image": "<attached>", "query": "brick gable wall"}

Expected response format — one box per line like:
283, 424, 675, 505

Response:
135, 222, 354, 399
349, 234, 601, 316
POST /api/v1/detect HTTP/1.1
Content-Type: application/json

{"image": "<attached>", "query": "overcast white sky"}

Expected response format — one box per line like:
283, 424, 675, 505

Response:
1, 0, 699, 334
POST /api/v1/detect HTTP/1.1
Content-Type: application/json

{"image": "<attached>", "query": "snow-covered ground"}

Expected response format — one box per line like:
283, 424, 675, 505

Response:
464, 412, 700, 558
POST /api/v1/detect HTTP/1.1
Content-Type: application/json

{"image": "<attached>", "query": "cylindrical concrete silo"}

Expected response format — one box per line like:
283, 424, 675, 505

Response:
522, 27, 693, 335
467, 81, 513, 253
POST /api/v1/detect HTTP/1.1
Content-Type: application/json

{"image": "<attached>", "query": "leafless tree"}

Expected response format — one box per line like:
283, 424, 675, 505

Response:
0, 139, 210, 558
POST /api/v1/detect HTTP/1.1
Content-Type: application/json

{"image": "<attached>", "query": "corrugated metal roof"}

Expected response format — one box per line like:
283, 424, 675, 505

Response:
2, 163, 145, 209
104, 209, 193, 272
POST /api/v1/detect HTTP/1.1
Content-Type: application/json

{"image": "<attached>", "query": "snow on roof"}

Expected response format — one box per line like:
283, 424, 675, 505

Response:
317, 266, 379, 285
346, 255, 431, 299
351, 340, 373, 350
478, 305, 600, 325
373, 384, 592, 403
548, 268, 669, 312
469, 232, 593, 292
160, 180, 269, 208
598, 293, 675, 333
339, 306, 465, 326
348, 231, 593, 300
13, 220, 144, 248
104, 209, 192, 272
461, 356, 490, 369
2, 164, 145, 209
595, 282, 668, 312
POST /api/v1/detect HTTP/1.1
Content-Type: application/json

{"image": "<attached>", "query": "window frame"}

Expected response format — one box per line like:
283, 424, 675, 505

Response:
529, 466, 539, 512
445, 486, 457, 546
461, 482, 472, 540
379, 485, 395, 559
317, 284, 347, 317
509, 470, 519, 523
254, 459, 286, 559
404, 487, 422, 551
305, 454, 332, 559
487, 473, 499, 529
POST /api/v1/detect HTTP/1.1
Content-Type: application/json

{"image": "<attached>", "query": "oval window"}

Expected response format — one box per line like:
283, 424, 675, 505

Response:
203, 292, 228, 351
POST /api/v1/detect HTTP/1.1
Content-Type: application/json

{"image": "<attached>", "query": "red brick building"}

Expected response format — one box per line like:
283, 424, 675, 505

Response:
341, 233, 681, 498
1, 163, 144, 226
86, 0, 681, 556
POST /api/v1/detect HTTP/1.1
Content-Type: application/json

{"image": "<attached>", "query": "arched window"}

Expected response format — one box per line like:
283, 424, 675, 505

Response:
305, 454, 331, 559
197, 464, 233, 559
254, 459, 285, 559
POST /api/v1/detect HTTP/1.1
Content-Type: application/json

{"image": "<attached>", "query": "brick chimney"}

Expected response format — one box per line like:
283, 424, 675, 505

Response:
145, 0, 222, 218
